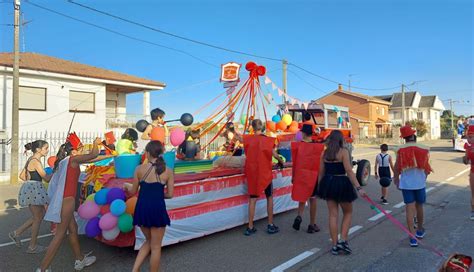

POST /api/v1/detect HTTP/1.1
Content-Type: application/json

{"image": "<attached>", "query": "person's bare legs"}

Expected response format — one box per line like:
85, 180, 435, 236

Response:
339, 202, 353, 242
327, 200, 339, 246
28, 205, 45, 249
309, 198, 317, 225
40, 197, 75, 270
381, 187, 388, 199
297, 202, 305, 217
132, 227, 151, 272
149, 227, 166, 272
67, 216, 84, 261
14, 217, 33, 237
415, 203, 424, 232
248, 198, 257, 228
266, 196, 274, 225
405, 203, 416, 236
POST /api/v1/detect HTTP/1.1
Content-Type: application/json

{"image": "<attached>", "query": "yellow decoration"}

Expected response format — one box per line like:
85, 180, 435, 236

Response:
94, 181, 103, 192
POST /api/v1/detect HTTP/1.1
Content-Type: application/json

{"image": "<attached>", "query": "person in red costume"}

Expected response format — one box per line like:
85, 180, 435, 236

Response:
393, 125, 433, 247
462, 125, 474, 220
243, 119, 284, 236
291, 124, 324, 233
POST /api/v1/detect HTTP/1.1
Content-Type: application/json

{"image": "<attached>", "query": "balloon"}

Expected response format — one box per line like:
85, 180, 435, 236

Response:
94, 188, 110, 205
271, 115, 281, 123
379, 177, 392, 188
288, 125, 299, 133
150, 127, 165, 143
110, 199, 126, 216
102, 226, 120, 241
100, 204, 110, 215
85, 193, 95, 203
282, 114, 293, 126
245, 61, 257, 71
47, 156, 56, 168
118, 213, 134, 233
180, 113, 194, 126
266, 121, 276, 132
106, 188, 126, 204
125, 197, 137, 215
240, 114, 247, 125
78, 201, 100, 220
295, 131, 303, 141
99, 213, 118, 231
135, 119, 149, 133
290, 121, 298, 127
257, 65, 266, 76
276, 120, 287, 131
85, 217, 101, 238
44, 167, 53, 175
170, 128, 186, 147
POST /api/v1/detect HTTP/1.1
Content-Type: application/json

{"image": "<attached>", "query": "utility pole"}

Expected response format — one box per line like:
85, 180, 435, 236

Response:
449, 99, 454, 137
282, 59, 288, 105
10, 0, 20, 184
401, 84, 406, 126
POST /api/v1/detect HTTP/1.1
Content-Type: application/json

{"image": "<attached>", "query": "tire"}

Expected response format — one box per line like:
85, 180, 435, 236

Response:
356, 159, 371, 186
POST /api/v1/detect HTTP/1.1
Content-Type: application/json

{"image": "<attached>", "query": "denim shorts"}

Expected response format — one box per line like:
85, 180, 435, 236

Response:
401, 188, 426, 204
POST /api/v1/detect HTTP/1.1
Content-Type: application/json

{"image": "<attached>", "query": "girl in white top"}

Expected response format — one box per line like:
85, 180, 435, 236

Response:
374, 144, 394, 204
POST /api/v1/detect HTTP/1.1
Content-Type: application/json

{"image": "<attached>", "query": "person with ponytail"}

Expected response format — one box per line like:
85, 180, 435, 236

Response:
9, 140, 51, 253
124, 140, 174, 272
38, 137, 102, 272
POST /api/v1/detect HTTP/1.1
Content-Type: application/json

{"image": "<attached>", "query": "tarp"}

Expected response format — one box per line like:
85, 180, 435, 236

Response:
243, 135, 276, 196
290, 142, 324, 202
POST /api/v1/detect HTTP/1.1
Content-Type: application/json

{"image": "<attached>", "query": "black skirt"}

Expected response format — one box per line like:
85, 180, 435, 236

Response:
316, 175, 358, 203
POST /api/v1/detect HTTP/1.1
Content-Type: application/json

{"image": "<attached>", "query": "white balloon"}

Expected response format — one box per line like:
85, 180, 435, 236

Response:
102, 226, 120, 241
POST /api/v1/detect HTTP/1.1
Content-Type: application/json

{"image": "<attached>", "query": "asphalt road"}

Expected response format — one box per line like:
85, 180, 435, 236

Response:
0, 140, 472, 272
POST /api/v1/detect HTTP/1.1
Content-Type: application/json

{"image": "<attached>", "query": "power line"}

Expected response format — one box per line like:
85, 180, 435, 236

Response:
25, 1, 219, 69
287, 68, 327, 94
68, 0, 283, 62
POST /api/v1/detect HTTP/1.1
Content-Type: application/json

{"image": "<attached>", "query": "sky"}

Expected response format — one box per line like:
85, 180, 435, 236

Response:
0, 0, 472, 121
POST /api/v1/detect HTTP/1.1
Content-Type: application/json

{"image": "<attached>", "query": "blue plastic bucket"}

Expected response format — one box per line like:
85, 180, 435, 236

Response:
278, 148, 292, 162
163, 151, 176, 170
114, 154, 141, 178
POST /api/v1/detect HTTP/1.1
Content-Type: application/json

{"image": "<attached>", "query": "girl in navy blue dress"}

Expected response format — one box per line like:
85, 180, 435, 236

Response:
125, 140, 174, 272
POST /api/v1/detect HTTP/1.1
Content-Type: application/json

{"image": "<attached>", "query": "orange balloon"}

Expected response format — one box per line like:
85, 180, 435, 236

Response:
126, 196, 137, 215
289, 125, 299, 133
150, 127, 165, 143
290, 121, 298, 127
47, 156, 56, 168
276, 120, 287, 131
266, 121, 276, 132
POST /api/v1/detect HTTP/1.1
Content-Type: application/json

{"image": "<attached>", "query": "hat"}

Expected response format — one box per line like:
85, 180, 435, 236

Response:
301, 124, 313, 135
66, 132, 83, 150
467, 125, 474, 136
400, 125, 416, 138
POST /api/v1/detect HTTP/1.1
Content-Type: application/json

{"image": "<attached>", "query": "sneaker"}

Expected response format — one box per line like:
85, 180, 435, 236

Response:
244, 227, 257, 236
26, 245, 47, 254
381, 198, 389, 205
74, 252, 96, 271
409, 238, 418, 247
331, 246, 339, 255
470, 211, 474, 221
292, 216, 302, 231
267, 224, 280, 234
337, 240, 352, 254
8, 231, 21, 247
415, 229, 425, 239
35, 268, 52, 272
307, 224, 320, 233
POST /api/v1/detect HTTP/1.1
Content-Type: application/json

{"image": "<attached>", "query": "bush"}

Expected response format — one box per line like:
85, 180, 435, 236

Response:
408, 120, 428, 137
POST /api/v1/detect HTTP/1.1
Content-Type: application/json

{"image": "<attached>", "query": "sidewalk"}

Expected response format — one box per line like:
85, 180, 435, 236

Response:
0, 183, 22, 210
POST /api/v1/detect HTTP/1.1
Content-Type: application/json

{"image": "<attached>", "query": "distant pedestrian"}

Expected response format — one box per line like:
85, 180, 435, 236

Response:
462, 125, 474, 220
393, 125, 433, 247
374, 144, 394, 205
316, 130, 366, 255
124, 140, 174, 272
9, 140, 51, 254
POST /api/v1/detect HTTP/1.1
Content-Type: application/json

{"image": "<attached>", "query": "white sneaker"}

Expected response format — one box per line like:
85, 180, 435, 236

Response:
74, 252, 96, 271
35, 268, 52, 272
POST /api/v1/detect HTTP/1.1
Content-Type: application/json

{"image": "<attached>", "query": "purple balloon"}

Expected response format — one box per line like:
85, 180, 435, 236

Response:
106, 188, 126, 204
295, 131, 303, 141
85, 217, 101, 238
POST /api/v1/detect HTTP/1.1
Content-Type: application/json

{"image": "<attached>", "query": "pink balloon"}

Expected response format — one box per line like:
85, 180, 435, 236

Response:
78, 201, 100, 220
295, 131, 303, 142
99, 212, 118, 231
170, 128, 186, 147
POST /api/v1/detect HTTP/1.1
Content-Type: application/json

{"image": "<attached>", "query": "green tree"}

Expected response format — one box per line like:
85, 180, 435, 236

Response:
408, 119, 428, 137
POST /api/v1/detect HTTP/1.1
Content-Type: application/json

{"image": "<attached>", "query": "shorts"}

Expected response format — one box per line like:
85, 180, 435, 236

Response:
250, 183, 273, 198
401, 188, 426, 204
378, 166, 391, 178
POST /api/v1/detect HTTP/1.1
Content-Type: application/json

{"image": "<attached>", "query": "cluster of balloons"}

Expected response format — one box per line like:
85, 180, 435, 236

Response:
78, 187, 136, 241
266, 114, 299, 133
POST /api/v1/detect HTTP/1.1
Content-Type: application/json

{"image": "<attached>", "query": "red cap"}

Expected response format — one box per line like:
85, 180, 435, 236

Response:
67, 132, 82, 150
467, 125, 474, 136
400, 125, 416, 138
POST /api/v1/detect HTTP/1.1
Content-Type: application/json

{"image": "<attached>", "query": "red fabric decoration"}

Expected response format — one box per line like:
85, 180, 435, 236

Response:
467, 125, 474, 136
257, 65, 266, 76
400, 125, 416, 138
67, 132, 82, 150
396, 144, 432, 173
291, 142, 324, 202
245, 62, 257, 71
243, 135, 276, 196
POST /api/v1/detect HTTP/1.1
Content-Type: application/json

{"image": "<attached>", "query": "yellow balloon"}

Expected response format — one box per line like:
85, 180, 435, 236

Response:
282, 114, 292, 126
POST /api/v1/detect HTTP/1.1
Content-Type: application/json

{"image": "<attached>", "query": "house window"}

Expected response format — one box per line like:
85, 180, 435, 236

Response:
69, 91, 95, 113
381, 108, 385, 116
19, 86, 46, 111
417, 112, 423, 120
434, 112, 438, 120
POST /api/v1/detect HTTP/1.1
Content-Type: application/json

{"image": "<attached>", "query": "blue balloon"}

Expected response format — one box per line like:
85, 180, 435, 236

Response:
94, 188, 110, 205
272, 115, 281, 123
44, 167, 53, 175
110, 199, 126, 216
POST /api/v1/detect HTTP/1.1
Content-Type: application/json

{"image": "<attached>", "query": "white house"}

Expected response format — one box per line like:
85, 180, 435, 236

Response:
376, 91, 445, 139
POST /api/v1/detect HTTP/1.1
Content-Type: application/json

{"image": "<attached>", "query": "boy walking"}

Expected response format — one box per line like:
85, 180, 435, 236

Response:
393, 125, 432, 247
374, 144, 394, 204
243, 119, 284, 236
